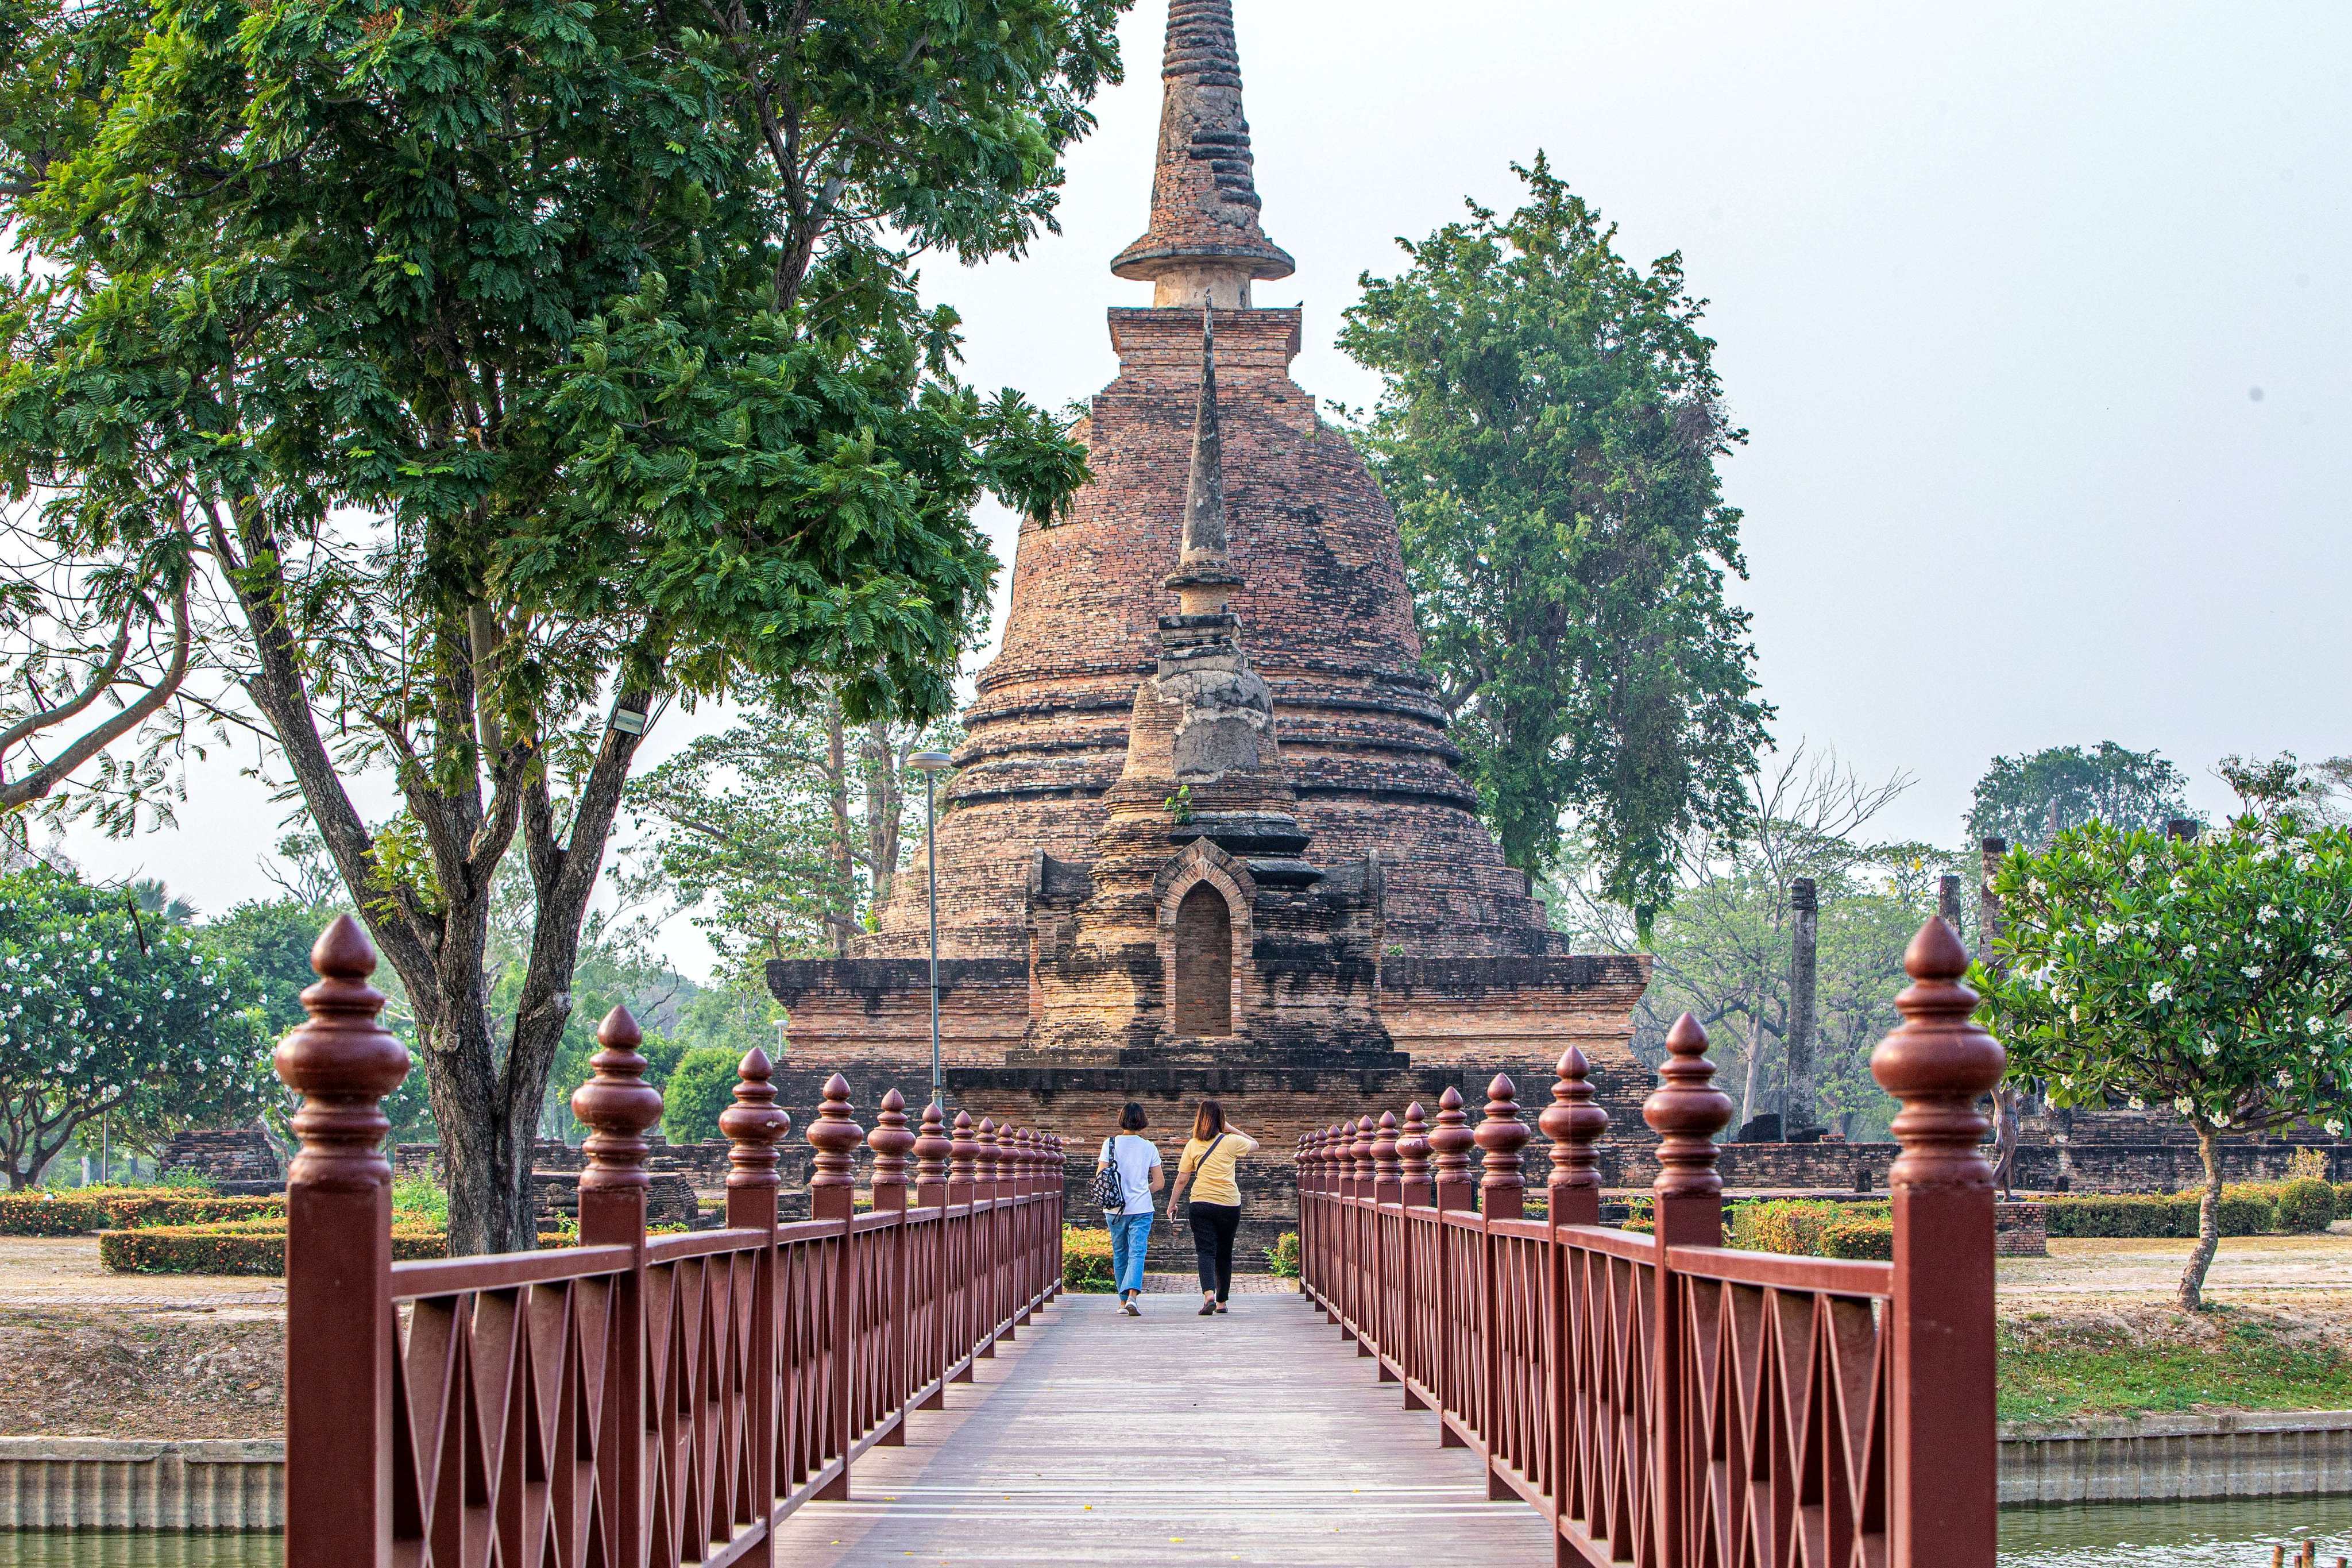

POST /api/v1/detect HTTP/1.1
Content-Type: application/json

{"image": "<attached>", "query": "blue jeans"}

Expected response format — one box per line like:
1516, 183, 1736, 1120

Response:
1109, 1211, 1154, 1295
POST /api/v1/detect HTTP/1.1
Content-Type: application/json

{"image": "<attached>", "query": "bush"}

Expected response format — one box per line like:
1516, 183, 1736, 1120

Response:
2277, 1179, 2337, 1234
1820, 1218, 1895, 1261
1063, 1225, 1114, 1293
1265, 1231, 1300, 1279
1728, 1199, 1893, 1260
0, 1189, 283, 1235
2336, 1181, 2352, 1219
391, 1175, 449, 1227
0, 1193, 106, 1235
98, 1219, 445, 1275
2041, 1194, 2277, 1239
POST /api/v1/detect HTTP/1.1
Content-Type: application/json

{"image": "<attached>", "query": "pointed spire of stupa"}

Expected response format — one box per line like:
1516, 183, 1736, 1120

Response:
1165, 308, 1244, 615
1180, 306, 1228, 567
1112, 0, 1295, 308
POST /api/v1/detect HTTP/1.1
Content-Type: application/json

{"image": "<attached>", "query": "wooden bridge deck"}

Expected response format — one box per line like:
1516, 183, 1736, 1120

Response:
771, 1283, 1557, 1565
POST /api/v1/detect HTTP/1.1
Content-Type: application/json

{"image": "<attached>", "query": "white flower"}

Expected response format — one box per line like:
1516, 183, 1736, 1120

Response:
2127, 1096, 2146, 1111
2148, 982, 2175, 1004
2258, 905, 2279, 924
2331, 1119, 2347, 1138
2278, 1070, 2296, 1088
2244, 965, 2264, 979
2182, 944, 2200, 960
2311, 1017, 2330, 1035
2030, 878, 2048, 895
2216, 1113, 2233, 1128
2200, 1039, 2220, 1059
2171, 876, 2189, 894
2096, 922, 2122, 945
2319, 945, 2341, 962
2175, 1096, 2197, 1116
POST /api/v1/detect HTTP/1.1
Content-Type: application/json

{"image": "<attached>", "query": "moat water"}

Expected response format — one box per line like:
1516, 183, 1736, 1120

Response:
1, 1500, 2346, 1565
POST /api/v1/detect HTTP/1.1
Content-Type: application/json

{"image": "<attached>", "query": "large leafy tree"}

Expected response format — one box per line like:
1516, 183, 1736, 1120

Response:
0, 866, 271, 1187
0, 0, 1119, 1250
1967, 742, 2197, 849
1549, 746, 1925, 1134
1340, 156, 1770, 917
628, 694, 954, 967
1976, 818, 2352, 1310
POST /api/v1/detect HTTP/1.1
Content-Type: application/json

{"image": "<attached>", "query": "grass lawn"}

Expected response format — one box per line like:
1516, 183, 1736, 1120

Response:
1998, 1300, 2352, 1423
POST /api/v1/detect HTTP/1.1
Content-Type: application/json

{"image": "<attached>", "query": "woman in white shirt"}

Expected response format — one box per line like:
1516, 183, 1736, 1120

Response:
1097, 1102, 1165, 1316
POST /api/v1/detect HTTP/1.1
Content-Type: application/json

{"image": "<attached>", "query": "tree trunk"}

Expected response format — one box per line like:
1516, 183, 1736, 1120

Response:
1739, 1015, 1767, 1129
2177, 1123, 2224, 1311
824, 700, 852, 959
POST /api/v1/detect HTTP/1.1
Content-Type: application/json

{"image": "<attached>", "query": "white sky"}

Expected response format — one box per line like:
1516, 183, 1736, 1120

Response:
62, 0, 2352, 980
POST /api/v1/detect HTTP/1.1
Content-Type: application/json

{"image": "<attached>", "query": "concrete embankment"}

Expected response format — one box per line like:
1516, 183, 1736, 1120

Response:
2000, 1409, 2352, 1506
3, 1412, 2347, 1529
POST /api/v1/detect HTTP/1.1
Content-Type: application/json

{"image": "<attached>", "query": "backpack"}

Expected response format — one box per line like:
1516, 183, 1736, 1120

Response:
1093, 1136, 1130, 1211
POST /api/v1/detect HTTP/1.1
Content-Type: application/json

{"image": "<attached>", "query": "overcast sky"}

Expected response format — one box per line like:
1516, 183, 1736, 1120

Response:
63, 0, 2352, 979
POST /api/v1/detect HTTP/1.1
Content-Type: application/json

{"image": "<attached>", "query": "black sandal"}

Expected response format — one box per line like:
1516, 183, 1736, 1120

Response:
1198, 1298, 1216, 1316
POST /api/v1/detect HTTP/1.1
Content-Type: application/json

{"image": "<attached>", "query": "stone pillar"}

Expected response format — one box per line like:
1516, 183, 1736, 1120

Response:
1784, 877, 1819, 1135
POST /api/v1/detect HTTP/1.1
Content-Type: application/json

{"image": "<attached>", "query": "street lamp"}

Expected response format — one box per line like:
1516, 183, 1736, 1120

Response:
911, 750, 955, 1113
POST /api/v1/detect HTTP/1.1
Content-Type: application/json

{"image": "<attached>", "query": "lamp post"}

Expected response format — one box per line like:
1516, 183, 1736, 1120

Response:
911, 750, 954, 1113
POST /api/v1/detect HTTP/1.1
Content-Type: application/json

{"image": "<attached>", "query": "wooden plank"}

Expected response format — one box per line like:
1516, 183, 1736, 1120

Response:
771, 1285, 1559, 1565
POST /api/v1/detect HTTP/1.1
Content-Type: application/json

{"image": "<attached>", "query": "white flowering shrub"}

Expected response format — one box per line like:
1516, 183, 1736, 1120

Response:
1976, 816, 2352, 1307
0, 867, 273, 1188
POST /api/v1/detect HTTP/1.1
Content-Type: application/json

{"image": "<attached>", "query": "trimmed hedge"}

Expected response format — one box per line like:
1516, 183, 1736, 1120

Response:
2040, 1193, 2277, 1239
0, 1190, 283, 1236
1063, 1226, 1114, 1293
1729, 1200, 1894, 1261
2277, 1179, 2337, 1234
98, 1219, 445, 1275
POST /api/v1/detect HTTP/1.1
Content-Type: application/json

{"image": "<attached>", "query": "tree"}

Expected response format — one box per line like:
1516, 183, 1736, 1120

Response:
1548, 746, 1925, 1134
1967, 743, 2196, 849
661, 1046, 743, 1145
0, 866, 271, 1187
0, 0, 1118, 1251
1975, 817, 2352, 1310
629, 694, 955, 965
1339, 156, 1770, 916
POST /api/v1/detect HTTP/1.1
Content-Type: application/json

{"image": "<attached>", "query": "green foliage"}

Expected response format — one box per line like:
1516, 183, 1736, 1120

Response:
1340, 155, 1768, 911
1264, 1231, 1300, 1280
391, 1175, 450, 1229
1728, 1199, 1891, 1258
99, 1218, 445, 1275
661, 1048, 742, 1145
2276, 1178, 2336, 1234
0, 0, 1121, 1252
1, 1189, 285, 1235
1549, 749, 1926, 1135
0, 866, 273, 1188
629, 699, 958, 967
2037, 1194, 2277, 1238
1977, 818, 2352, 1138
1062, 1225, 1115, 1293
1998, 1306, 2352, 1423
1968, 743, 2198, 850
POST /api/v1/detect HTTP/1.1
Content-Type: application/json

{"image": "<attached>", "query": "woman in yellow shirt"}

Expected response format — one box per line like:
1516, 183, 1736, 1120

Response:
1166, 1099, 1259, 1315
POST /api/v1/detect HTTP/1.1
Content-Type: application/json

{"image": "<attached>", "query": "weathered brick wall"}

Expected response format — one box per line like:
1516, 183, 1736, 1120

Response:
159, 1129, 279, 1185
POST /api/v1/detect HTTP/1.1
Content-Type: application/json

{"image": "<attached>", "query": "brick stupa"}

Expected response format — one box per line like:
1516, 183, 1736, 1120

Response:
771, 0, 1649, 1254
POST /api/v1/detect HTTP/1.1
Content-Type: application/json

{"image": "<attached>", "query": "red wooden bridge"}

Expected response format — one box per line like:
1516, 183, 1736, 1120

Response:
273, 915, 2003, 1566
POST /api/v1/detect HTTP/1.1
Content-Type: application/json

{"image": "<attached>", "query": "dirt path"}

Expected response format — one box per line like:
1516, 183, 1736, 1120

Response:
1999, 1233, 2352, 1297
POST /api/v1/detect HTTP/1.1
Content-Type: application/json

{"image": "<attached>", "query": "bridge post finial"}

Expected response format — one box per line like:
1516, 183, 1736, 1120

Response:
807, 1074, 864, 1225
1874, 917, 2006, 1565
1428, 1088, 1476, 1213
976, 1118, 1002, 1200
914, 1102, 952, 1207
721, 1048, 791, 1229
1372, 1111, 1402, 1204
949, 1111, 980, 1202
868, 1088, 913, 1214
1350, 1115, 1377, 1195
1644, 1015, 1732, 1248
1540, 1046, 1610, 1228
1474, 1075, 1528, 1222
1397, 1103, 1432, 1207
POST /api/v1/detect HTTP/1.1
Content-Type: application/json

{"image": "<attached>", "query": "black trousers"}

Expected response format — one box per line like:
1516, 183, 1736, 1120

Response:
1189, 1202, 1242, 1300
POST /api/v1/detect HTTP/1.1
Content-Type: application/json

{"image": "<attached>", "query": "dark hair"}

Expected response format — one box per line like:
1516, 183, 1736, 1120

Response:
1194, 1099, 1226, 1142
1118, 1101, 1148, 1132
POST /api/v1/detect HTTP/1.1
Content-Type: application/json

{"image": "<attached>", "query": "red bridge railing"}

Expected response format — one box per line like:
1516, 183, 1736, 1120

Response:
274, 917, 1064, 1568
1296, 918, 2005, 1568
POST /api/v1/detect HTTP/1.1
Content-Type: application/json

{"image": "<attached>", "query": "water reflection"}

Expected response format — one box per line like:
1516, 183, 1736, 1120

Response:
0, 1537, 279, 1567
2003, 1497, 2352, 1565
